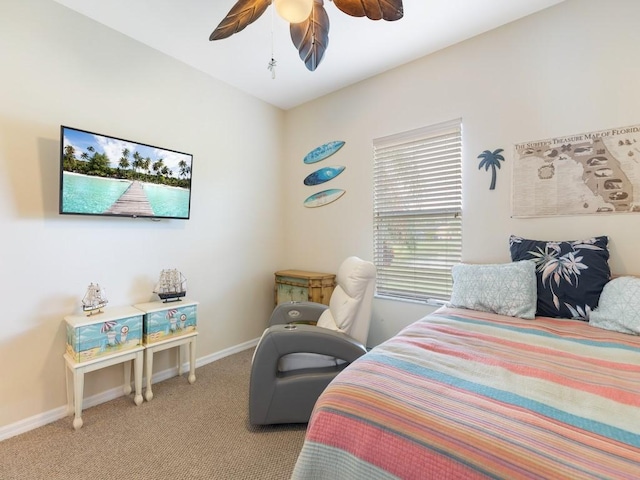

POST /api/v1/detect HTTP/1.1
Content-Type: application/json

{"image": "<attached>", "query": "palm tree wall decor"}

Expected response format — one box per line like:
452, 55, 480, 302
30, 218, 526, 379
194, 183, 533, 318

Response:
478, 148, 505, 190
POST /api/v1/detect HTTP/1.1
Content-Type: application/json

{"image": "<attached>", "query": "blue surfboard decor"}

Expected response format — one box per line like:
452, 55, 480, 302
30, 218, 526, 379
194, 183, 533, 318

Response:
303, 141, 345, 164
303, 166, 346, 186
303, 189, 346, 208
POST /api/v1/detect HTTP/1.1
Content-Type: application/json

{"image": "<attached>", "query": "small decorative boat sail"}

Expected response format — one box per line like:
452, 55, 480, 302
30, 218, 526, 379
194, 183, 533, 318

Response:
82, 283, 108, 316
154, 269, 187, 302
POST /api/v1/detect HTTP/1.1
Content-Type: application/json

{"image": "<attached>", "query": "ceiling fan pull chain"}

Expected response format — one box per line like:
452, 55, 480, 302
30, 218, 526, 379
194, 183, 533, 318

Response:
268, 3, 277, 79
268, 58, 277, 79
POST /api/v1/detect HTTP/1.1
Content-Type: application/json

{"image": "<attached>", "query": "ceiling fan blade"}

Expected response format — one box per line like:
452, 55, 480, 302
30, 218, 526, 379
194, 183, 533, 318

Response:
209, 0, 271, 40
290, 0, 330, 71
333, 0, 403, 21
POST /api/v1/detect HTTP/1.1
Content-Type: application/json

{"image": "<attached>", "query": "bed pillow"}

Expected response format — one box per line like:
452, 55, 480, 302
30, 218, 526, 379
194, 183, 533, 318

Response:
589, 277, 640, 335
448, 260, 537, 319
509, 235, 610, 320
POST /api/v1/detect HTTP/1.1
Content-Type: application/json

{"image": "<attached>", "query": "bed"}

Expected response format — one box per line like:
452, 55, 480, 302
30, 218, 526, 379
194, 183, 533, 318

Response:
291, 306, 640, 479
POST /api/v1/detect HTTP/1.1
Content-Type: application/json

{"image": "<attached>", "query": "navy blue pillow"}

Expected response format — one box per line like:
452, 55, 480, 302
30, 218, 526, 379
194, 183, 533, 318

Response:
509, 235, 610, 320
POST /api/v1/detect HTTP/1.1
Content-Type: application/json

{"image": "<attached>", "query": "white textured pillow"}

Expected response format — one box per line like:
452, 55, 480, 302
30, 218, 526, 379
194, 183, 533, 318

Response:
589, 277, 640, 334
449, 260, 537, 319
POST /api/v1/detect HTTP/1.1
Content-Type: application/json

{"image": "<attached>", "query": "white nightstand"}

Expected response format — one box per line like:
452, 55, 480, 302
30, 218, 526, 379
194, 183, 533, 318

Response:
133, 299, 198, 401
64, 305, 145, 430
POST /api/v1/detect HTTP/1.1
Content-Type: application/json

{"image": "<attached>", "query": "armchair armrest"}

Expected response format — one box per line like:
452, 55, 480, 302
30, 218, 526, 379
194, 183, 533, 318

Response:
268, 302, 328, 326
254, 324, 367, 364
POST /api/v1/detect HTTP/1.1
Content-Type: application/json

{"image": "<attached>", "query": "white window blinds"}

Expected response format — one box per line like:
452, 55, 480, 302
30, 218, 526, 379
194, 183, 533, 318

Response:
373, 119, 462, 302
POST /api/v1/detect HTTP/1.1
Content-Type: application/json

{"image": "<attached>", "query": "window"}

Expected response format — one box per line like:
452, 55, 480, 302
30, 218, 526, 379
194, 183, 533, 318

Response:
373, 119, 462, 302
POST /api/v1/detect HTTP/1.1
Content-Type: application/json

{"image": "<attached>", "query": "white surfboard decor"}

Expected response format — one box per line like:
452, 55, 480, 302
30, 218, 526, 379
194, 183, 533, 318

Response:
303, 189, 346, 208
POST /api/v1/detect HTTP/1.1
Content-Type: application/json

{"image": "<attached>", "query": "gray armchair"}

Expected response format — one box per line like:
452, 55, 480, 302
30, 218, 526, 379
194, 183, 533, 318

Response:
249, 257, 376, 425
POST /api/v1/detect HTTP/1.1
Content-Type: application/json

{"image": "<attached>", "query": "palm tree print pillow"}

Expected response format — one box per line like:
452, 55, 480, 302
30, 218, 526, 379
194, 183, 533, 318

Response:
509, 235, 611, 320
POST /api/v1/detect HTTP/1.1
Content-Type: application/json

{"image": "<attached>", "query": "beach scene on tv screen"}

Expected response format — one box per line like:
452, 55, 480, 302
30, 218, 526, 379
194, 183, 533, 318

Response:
61, 128, 192, 218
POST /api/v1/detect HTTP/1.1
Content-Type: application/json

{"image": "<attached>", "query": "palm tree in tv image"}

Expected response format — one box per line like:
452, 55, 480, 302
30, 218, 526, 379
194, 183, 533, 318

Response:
77, 145, 110, 176
80, 145, 94, 161
118, 148, 130, 177
179, 159, 191, 179
153, 158, 165, 178
143, 156, 152, 176
161, 166, 172, 182
63, 144, 79, 171
477, 148, 505, 190
132, 151, 144, 179
87, 151, 110, 176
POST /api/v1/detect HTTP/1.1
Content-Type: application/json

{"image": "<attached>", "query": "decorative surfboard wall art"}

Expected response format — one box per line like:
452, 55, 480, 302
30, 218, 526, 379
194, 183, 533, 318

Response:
303, 140, 347, 208
303, 140, 345, 164
304, 189, 346, 208
303, 166, 346, 186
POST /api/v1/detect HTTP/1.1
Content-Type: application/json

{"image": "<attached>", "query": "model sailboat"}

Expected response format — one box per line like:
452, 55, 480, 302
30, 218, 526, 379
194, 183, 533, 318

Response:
154, 269, 187, 302
82, 283, 108, 316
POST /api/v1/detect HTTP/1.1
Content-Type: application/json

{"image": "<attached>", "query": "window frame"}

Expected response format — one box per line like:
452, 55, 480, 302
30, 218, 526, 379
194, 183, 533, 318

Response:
373, 118, 463, 303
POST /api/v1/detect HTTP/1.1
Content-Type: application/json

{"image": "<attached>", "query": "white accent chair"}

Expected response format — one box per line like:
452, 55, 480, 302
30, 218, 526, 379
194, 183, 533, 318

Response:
249, 257, 376, 425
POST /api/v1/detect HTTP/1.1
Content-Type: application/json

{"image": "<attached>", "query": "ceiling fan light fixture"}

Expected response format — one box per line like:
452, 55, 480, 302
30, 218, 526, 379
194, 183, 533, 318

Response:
274, 0, 313, 24
210, 0, 403, 71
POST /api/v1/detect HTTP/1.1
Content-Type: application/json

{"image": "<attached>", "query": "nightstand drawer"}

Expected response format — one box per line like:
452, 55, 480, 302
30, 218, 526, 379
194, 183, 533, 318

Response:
65, 306, 143, 363
134, 298, 198, 344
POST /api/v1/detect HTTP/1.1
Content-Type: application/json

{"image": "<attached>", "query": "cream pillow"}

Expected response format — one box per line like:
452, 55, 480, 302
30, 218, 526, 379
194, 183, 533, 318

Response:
316, 286, 357, 333
316, 308, 340, 331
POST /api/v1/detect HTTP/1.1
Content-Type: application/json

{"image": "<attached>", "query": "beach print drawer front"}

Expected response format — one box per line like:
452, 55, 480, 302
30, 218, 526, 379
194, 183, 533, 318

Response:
142, 303, 197, 344
65, 311, 143, 363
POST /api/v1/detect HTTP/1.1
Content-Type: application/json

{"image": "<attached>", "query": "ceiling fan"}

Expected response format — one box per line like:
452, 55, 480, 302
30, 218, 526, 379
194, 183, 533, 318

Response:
210, 0, 404, 72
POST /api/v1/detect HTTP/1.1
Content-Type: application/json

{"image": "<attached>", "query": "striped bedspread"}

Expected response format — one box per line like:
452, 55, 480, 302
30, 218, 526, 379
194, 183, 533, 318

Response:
292, 307, 640, 479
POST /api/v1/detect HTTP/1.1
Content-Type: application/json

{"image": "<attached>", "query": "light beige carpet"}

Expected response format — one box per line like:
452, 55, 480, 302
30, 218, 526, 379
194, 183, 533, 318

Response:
0, 348, 307, 479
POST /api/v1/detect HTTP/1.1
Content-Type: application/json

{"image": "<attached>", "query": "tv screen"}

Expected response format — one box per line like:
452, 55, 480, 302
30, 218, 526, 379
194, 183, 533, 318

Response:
59, 126, 193, 220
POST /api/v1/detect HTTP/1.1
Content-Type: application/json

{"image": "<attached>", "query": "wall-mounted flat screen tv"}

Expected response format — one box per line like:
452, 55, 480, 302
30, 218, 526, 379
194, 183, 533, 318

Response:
59, 126, 193, 220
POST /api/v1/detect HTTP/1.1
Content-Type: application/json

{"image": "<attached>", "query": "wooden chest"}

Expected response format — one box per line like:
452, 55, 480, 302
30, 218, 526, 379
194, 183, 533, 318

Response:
274, 270, 336, 306
134, 298, 198, 345
64, 305, 143, 363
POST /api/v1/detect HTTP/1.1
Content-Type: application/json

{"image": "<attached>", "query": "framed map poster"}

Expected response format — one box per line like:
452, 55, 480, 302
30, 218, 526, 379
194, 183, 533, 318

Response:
512, 123, 640, 217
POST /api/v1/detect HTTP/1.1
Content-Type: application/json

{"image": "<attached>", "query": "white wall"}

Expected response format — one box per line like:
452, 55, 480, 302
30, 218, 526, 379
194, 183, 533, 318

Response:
0, 0, 284, 430
282, 0, 640, 346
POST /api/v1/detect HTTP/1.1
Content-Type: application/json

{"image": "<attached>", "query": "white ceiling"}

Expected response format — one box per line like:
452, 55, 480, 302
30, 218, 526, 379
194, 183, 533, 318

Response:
52, 0, 564, 110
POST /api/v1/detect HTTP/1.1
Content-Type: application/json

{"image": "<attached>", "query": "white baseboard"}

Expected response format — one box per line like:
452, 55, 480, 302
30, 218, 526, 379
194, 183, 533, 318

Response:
0, 338, 259, 442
